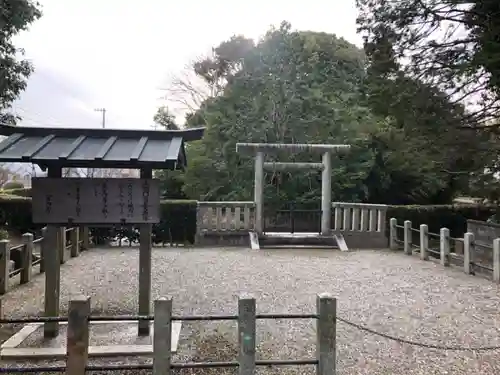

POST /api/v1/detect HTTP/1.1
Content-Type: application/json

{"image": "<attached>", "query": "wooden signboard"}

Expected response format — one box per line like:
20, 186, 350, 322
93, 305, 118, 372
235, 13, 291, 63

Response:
32, 178, 160, 224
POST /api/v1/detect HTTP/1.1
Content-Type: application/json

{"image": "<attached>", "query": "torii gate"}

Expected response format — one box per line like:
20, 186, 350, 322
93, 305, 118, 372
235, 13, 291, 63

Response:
236, 143, 351, 235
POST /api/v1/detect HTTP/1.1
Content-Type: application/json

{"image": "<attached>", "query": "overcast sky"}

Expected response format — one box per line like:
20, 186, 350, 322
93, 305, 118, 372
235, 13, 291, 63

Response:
12, 0, 361, 130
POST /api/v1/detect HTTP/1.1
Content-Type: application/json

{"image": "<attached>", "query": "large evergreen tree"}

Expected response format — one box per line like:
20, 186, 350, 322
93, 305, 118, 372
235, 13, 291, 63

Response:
0, 0, 42, 124
179, 22, 470, 205
356, 0, 500, 127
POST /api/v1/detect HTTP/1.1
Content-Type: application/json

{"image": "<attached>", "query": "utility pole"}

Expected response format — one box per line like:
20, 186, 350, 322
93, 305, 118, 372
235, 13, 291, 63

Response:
94, 108, 106, 128
93, 108, 106, 178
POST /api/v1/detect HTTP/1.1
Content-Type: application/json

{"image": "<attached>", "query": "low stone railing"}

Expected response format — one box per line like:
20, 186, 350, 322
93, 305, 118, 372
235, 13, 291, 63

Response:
332, 202, 387, 233
331, 202, 388, 248
389, 218, 500, 283
196, 202, 256, 246
0, 227, 91, 295
197, 201, 256, 233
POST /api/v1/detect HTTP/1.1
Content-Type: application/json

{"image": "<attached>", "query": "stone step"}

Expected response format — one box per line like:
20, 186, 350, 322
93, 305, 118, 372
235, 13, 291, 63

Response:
259, 233, 338, 249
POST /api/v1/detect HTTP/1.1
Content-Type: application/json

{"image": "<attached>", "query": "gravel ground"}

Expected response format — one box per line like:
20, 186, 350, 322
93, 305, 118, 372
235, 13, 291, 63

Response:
1, 247, 500, 374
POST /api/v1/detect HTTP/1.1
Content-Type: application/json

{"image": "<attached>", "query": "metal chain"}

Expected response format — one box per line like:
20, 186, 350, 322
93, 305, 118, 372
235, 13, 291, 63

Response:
337, 317, 500, 351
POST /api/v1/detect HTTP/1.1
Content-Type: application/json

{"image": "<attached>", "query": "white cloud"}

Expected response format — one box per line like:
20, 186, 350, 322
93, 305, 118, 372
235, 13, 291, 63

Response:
13, 0, 360, 129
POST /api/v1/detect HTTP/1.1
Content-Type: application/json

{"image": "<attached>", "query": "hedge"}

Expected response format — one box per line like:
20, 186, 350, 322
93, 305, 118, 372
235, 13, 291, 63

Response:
2, 181, 25, 190
0, 193, 496, 245
91, 200, 198, 245
0, 194, 37, 235
387, 204, 496, 238
5, 188, 32, 197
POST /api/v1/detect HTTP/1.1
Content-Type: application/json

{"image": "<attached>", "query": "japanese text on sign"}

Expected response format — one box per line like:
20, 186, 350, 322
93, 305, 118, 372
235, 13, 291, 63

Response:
32, 178, 160, 224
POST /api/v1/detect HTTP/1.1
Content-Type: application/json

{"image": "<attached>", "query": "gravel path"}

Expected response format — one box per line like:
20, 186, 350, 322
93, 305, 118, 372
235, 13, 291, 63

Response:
1, 247, 500, 374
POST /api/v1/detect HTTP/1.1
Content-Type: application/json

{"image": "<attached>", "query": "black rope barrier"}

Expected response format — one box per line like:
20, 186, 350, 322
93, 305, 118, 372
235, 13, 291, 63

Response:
2, 313, 500, 374
427, 248, 440, 256
0, 359, 319, 373
337, 317, 500, 351
0, 312, 318, 324
471, 262, 494, 272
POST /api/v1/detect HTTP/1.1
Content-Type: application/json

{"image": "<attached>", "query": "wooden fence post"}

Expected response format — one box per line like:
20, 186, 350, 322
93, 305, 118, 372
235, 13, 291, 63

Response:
44, 226, 60, 338
464, 232, 474, 275
238, 295, 256, 375
420, 224, 429, 261
389, 218, 397, 250
493, 238, 500, 283
66, 296, 90, 375
440, 228, 450, 267
81, 227, 90, 250
59, 227, 67, 264
153, 297, 172, 375
0, 240, 9, 295
40, 227, 47, 273
403, 220, 412, 255
70, 228, 80, 258
316, 293, 337, 375
20, 233, 33, 284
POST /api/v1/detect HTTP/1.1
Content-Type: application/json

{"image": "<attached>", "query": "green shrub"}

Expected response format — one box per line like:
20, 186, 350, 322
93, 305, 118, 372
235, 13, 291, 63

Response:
6, 188, 32, 197
0, 195, 37, 235
0, 228, 9, 240
2, 181, 25, 190
387, 204, 496, 238
155, 200, 197, 244
89, 200, 198, 245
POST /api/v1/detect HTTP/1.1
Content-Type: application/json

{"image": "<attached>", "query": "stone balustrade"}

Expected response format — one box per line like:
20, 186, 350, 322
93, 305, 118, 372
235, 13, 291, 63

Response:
332, 202, 387, 233
331, 202, 388, 248
197, 201, 256, 234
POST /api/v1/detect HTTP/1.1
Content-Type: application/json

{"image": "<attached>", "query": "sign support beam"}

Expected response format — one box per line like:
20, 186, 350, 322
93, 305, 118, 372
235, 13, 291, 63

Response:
44, 165, 62, 338
138, 167, 153, 336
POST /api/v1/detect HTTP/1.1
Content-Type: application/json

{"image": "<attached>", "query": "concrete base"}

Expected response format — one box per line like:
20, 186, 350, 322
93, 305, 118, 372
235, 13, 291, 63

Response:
334, 234, 349, 251
338, 231, 388, 249
249, 232, 260, 250
196, 231, 250, 247
0, 320, 182, 360
259, 232, 338, 249
258, 231, 387, 249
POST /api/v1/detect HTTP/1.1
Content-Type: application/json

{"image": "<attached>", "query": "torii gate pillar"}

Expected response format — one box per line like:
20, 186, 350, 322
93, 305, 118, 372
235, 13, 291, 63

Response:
237, 143, 350, 236
321, 151, 332, 235
254, 151, 264, 234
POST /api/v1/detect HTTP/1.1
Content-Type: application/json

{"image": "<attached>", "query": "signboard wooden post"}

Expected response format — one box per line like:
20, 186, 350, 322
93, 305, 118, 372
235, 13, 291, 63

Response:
32, 178, 160, 225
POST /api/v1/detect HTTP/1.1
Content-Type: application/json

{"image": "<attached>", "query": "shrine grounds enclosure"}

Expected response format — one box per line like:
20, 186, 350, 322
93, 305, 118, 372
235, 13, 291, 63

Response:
0, 124, 500, 374
2, 247, 500, 375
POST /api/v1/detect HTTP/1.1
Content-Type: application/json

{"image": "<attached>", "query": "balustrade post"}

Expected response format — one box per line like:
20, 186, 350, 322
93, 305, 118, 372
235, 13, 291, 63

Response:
389, 218, 397, 250
20, 233, 33, 284
493, 238, 500, 283
440, 228, 450, 267
420, 224, 429, 261
0, 240, 10, 295
70, 228, 80, 257
334, 204, 342, 231
352, 208, 360, 232
40, 227, 47, 273
464, 232, 474, 275
369, 209, 377, 232
403, 220, 412, 255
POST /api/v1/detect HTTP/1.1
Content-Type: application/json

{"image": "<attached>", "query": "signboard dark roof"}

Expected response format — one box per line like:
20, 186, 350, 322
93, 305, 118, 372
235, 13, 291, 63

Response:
0, 125, 205, 169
